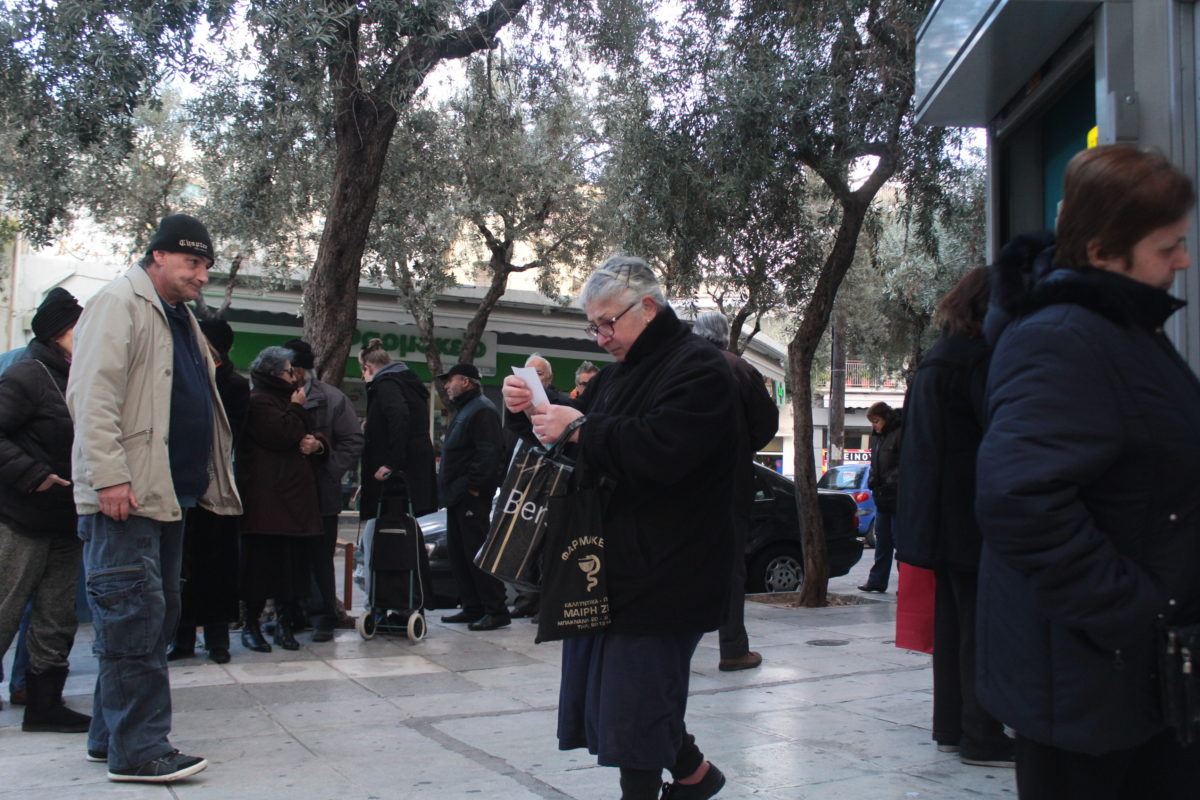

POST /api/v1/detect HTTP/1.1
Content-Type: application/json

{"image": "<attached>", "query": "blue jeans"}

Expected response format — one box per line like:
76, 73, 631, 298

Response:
79, 513, 184, 771
866, 511, 895, 590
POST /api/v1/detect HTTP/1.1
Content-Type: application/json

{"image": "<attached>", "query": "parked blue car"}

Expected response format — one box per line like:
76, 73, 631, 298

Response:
817, 463, 877, 547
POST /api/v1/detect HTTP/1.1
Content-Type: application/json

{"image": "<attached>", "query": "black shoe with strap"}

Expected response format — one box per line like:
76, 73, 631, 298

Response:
660, 764, 725, 799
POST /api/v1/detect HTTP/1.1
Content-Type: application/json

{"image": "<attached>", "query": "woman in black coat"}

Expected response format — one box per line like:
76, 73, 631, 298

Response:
860, 401, 902, 592
503, 257, 737, 800
976, 145, 1200, 798
0, 288, 90, 733
237, 345, 327, 652
895, 267, 1012, 766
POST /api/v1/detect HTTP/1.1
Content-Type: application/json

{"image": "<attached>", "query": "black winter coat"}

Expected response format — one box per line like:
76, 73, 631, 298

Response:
0, 340, 75, 535
722, 349, 778, 537
976, 257, 1200, 755
361, 363, 438, 518
572, 306, 737, 634
437, 388, 504, 508
868, 413, 902, 513
237, 372, 326, 537
895, 332, 990, 570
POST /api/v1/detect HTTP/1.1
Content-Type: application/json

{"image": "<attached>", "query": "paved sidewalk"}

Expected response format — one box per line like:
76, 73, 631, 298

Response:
0, 554, 1016, 799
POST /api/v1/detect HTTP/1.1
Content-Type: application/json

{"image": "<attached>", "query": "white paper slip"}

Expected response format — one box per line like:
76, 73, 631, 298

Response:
512, 366, 550, 408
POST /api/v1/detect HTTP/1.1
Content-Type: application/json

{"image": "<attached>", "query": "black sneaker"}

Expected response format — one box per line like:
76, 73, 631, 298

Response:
108, 751, 208, 783
86, 749, 107, 762
660, 763, 725, 799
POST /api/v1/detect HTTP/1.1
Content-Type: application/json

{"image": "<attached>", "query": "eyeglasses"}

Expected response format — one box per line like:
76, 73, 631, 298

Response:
584, 302, 637, 340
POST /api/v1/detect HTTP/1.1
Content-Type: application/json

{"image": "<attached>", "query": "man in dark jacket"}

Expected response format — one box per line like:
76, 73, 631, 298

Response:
503, 257, 737, 800
861, 401, 901, 592
284, 339, 364, 641
977, 145, 1200, 798
359, 339, 438, 519
691, 311, 778, 673
437, 362, 508, 631
0, 288, 90, 734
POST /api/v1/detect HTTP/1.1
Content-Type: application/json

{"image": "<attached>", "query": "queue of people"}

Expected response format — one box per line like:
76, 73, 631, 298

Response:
6, 144, 1200, 800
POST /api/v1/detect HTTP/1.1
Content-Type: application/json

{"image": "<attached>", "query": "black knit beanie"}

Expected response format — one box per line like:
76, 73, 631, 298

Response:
146, 214, 215, 262
199, 318, 235, 356
31, 287, 83, 343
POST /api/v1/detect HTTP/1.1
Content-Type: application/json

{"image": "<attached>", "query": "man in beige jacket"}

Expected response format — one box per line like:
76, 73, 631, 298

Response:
68, 214, 241, 784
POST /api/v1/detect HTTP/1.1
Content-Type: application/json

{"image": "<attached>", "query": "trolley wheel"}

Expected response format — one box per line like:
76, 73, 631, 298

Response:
407, 611, 427, 643
357, 610, 377, 640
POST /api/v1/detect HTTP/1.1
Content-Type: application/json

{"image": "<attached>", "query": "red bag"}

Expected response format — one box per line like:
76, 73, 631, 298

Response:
895, 562, 936, 654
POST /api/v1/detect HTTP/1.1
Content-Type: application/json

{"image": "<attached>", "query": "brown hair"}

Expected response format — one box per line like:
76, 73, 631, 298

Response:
937, 266, 990, 338
867, 401, 892, 421
1055, 145, 1195, 269
359, 338, 392, 369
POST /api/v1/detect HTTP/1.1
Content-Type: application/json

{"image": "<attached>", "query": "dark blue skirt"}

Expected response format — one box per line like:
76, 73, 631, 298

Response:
557, 630, 702, 770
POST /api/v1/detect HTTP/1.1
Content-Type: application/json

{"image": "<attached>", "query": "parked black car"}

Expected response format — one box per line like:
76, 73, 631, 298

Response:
417, 463, 862, 607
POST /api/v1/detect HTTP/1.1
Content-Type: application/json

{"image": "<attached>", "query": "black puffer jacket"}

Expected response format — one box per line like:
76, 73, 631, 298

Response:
0, 340, 76, 535
895, 332, 990, 570
573, 305, 737, 634
362, 362, 437, 518
976, 251, 1200, 755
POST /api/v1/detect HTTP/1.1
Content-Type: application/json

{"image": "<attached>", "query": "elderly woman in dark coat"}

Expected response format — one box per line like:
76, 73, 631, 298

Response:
503, 257, 737, 800
976, 145, 1200, 798
0, 288, 91, 733
237, 345, 327, 652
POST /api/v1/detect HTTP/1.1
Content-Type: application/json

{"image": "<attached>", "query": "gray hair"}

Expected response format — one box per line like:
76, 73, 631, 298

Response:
580, 256, 666, 308
251, 345, 294, 377
526, 352, 552, 378
575, 360, 598, 379
692, 311, 731, 349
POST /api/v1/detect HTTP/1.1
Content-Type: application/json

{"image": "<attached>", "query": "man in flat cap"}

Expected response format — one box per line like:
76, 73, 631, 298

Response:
68, 213, 241, 783
436, 362, 508, 631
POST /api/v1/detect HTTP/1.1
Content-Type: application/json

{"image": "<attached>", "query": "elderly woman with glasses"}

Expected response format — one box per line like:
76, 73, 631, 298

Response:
503, 257, 738, 800
237, 345, 327, 653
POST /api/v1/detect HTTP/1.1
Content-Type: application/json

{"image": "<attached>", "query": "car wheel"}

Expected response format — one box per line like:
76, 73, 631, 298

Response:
749, 544, 805, 593
864, 519, 877, 549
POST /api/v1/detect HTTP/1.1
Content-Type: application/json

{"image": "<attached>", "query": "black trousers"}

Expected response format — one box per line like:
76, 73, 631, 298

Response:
1015, 730, 1200, 800
308, 515, 340, 625
445, 496, 507, 617
717, 524, 749, 659
932, 567, 1006, 749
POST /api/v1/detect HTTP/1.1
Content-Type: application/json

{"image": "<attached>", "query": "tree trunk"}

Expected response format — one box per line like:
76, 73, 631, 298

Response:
827, 309, 846, 468
302, 106, 398, 388
793, 200, 870, 608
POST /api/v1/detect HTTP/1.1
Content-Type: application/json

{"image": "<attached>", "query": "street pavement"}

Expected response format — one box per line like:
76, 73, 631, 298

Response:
0, 540, 1016, 799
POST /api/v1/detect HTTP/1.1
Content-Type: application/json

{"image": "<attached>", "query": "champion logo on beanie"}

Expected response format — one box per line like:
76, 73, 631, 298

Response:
146, 214, 215, 262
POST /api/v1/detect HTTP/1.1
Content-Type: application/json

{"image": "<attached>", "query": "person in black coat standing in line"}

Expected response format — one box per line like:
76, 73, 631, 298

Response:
976, 145, 1200, 799
0, 288, 90, 733
437, 362, 507, 631
691, 311, 778, 673
860, 401, 901, 592
895, 267, 1013, 767
359, 339, 438, 521
169, 319, 249, 664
